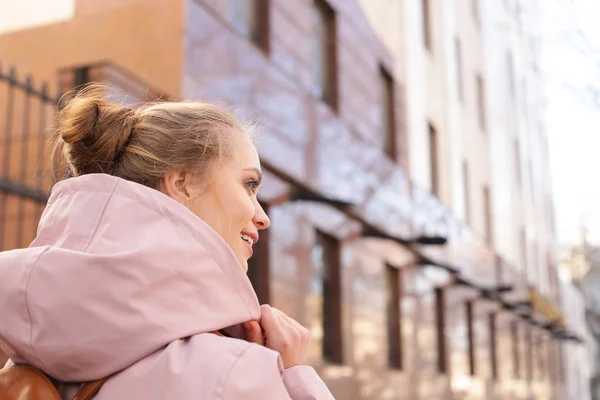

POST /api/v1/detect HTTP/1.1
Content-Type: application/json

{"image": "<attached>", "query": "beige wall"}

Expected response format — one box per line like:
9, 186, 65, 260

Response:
451, 0, 489, 241
482, 0, 557, 297
360, 2, 565, 396
359, 0, 489, 233
483, 0, 522, 275
560, 280, 591, 400
359, 0, 557, 297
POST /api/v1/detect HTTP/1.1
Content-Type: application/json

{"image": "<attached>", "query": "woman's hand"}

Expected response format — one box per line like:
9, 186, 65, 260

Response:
242, 320, 264, 345
258, 304, 310, 369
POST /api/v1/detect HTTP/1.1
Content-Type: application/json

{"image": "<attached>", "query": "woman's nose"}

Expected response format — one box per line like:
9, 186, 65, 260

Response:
253, 202, 270, 230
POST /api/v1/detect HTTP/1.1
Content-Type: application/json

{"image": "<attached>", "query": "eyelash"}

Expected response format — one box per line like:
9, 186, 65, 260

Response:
245, 179, 260, 194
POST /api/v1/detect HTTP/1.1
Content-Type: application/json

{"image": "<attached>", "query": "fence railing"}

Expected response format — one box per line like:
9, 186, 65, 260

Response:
0, 63, 59, 251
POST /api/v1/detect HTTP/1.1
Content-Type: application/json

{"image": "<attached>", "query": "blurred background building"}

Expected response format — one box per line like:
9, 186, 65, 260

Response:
0, 0, 590, 399
561, 221, 600, 400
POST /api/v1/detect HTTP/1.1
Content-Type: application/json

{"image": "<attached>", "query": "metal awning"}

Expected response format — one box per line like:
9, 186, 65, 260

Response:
284, 181, 452, 269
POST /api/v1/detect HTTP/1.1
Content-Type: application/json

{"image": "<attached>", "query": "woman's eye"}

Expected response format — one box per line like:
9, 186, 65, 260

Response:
245, 179, 260, 193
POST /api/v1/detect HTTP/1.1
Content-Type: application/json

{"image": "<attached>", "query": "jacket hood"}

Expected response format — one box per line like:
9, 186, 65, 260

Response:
0, 174, 260, 381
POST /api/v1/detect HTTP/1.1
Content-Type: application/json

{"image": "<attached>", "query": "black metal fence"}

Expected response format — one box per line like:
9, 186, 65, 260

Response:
0, 63, 59, 251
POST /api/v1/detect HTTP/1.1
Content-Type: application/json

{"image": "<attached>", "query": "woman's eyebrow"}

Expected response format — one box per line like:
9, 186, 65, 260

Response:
244, 167, 262, 181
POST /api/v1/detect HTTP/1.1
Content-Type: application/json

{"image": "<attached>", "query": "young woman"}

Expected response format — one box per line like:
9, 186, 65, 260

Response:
0, 85, 335, 399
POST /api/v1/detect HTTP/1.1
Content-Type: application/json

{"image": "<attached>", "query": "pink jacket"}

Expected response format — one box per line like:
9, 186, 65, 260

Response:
0, 174, 335, 399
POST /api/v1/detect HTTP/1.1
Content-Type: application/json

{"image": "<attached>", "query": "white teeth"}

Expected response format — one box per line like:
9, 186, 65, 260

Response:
240, 234, 254, 246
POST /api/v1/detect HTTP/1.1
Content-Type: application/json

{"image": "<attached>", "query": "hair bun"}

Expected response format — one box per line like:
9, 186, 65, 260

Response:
55, 83, 136, 177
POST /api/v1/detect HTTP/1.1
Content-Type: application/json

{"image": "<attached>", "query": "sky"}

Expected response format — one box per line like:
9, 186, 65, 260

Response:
541, 0, 600, 244
0, 0, 73, 35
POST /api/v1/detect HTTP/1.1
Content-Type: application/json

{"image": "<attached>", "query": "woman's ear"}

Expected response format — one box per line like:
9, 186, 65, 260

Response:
162, 170, 191, 206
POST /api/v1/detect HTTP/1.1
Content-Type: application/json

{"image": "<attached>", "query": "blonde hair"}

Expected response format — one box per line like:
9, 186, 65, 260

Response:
52, 84, 248, 188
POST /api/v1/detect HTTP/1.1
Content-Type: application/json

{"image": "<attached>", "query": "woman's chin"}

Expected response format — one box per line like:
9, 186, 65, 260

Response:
238, 257, 249, 273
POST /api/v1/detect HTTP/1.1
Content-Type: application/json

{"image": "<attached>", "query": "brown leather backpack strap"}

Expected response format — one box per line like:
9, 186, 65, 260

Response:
72, 377, 109, 400
0, 364, 61, 400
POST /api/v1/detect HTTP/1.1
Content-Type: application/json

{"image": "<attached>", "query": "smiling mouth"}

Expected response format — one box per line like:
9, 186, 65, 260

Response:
240, 233, 254, 246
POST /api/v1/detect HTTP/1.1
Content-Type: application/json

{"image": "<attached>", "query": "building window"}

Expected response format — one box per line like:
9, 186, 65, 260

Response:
429, 122, 439, 196
435, 287, 447, 373
548, 253, 558, 299
230, 0, 270, 53
386, 264, 403, 369
73, 67, 90, 89
514, 139, 522, 189
520, 228, 527, 274
314, 230, 343, 364
380, 66, 397, 161
511, 321, 520, 379
463, 160, 471, 225
467, 301, 476, 375
312, 0, 338, 111
495, 255, 503, 287
483, 185, 492, 244
490, 313, 498, 381
557, 339, 565, 383
526, 325, 533, 381
422, 0, 431, 50
527, 158, 534, 204
455, 37, 463, 101
476, 74, 486, 131
531, 242, 538, 284
247, 202, 270, 304
507, 51, 515, 98
57, 66, 90, 108
538, 333, 546, 379
472, 0, 480, 25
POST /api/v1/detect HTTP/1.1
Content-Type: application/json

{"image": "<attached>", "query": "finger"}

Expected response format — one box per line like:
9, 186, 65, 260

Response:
260, 305, 284, 337
272, 309, 310, 345
243, 321, 264, 345
272, 308, 305, 334
272, 309, 306, 344
272, 308, 297, 331
273, 308, 302, 329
